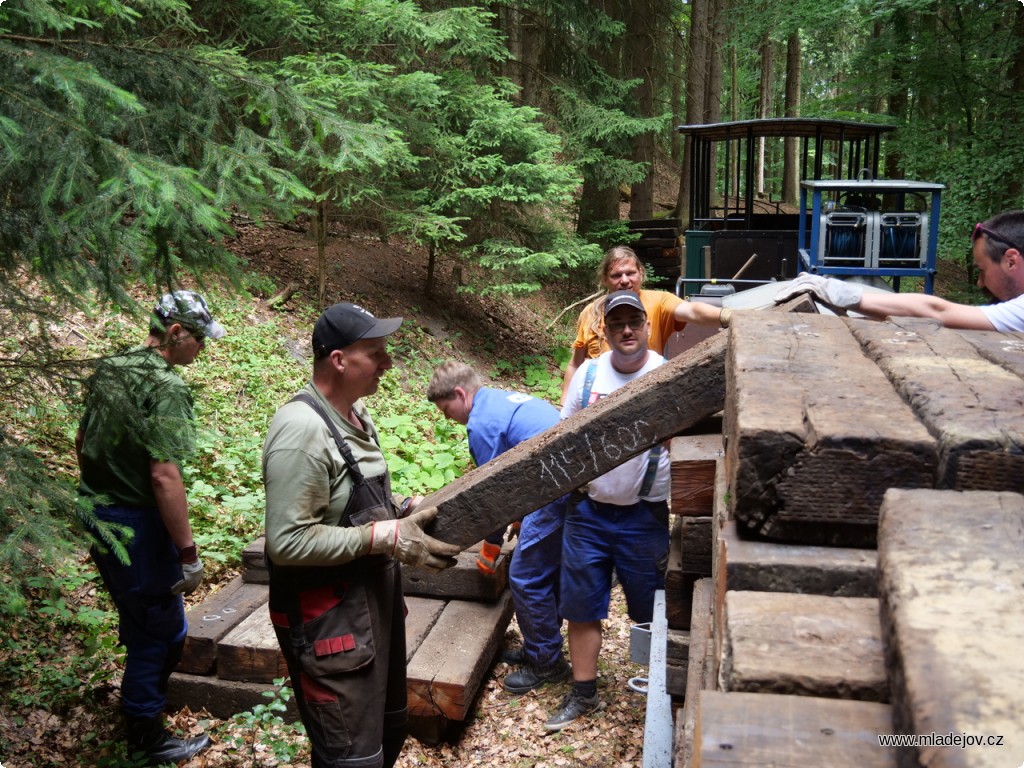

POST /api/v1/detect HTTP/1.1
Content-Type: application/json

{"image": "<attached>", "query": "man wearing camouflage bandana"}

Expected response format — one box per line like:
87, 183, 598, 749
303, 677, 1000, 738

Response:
76, 290, 224, 765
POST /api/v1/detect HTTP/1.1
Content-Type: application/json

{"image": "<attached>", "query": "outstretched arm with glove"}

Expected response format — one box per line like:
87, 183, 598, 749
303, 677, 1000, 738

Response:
774, 272, 993, 330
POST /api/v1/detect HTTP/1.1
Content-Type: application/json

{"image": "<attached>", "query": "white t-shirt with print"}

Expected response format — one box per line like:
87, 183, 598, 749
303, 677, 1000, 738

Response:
560, 350, 670, 505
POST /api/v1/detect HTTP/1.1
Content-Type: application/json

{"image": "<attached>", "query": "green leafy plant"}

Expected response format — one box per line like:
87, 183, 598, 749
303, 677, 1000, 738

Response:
222, 678, 305, 764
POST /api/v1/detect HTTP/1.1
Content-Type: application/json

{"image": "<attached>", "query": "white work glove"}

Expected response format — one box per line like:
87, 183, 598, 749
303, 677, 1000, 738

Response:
773, 272, 864, 309
171, 558, 204, 595
369, 506, 461, 571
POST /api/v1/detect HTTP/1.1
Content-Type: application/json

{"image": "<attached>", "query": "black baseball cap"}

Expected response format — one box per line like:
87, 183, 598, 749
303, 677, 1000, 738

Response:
312, 302, 403, 353
604, 290, 646, 317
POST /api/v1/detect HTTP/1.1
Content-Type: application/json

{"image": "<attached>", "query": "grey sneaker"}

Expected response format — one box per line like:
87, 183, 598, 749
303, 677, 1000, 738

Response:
503, 655, 571, 694
543, 689, 604, 732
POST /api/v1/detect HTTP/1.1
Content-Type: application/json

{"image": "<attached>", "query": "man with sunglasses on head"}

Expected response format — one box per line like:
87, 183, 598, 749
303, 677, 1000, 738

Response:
775, 210, 1024, 331
76, 290, 225, 766
545, 290, 672, 732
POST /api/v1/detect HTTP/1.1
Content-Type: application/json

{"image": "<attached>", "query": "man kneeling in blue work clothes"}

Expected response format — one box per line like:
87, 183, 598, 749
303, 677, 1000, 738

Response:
427, 361, 571, 693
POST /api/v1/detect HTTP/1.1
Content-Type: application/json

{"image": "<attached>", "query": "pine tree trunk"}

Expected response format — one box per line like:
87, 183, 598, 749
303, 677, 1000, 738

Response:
673, 0, 709, 224
317, 199, 327, 309
885, 9, 910, 180
578, 177, 622, 241
756, 36, 774, 197
671, 26, 684, 163
1003, 7, 1024, 203
627, 0, 657, 220
782, 32, 802, 204
519, 5, 542, 106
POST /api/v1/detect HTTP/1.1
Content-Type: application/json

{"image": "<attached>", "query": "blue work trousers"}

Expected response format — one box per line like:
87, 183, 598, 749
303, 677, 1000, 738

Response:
88, 505, 187, 719
560, 496, 669, 625
508, 525, 564, 668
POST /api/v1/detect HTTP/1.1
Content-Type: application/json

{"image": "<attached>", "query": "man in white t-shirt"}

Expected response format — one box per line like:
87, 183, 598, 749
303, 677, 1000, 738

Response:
775, 210, 1024, 331
544, 290, 671, 732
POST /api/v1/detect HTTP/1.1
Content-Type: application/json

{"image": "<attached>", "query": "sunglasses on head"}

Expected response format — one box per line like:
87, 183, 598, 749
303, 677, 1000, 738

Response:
973, 223, 1023, 254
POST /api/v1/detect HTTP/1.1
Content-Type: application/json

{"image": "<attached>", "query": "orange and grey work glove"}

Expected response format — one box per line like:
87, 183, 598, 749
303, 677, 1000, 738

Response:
505, 521, 521, 542
369, 506, 461, 571
476, 540, 502, 576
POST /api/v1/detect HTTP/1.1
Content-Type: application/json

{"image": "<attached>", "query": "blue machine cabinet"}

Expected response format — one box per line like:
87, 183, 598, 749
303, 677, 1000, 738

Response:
798, 179, 945, 294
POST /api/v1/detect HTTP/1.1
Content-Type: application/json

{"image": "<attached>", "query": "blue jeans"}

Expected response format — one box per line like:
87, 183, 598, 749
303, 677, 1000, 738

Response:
508, 524, 564, 668
560, 497, 669, 625
88, 505, 187, 719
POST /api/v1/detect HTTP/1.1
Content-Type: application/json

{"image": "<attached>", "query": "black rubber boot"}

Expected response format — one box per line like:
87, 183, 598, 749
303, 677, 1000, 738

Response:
125, 715, 211, 766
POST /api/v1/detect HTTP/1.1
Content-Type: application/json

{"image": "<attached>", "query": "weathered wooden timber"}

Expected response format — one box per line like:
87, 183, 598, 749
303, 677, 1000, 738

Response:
406, 591, 515, 721
167, 672, 298, 721
241, 537, 268, 583
242, 537, 513, 601
666, 517, 697, 631
402, 543, 511, 601
170, 587, 509, 730
678, 516, 713, 576
217, 606, 287, 683
423, 333, 727, 547
848, 318, 1024, 493
725, 312, 938, 546
675, 578, 715, 768
956, 326, 1024, 378
420, 295, 816, 547
693, 691, 898, 767
670, 431, 723, 517
666, 629, 690, 697
720, 591, 887, 703
178, 576, 271, 675
716, 519, 877, 597
877, 488, 1024, 768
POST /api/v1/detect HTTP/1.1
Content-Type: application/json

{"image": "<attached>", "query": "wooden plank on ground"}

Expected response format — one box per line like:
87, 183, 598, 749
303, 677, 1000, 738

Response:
675, 578, 714, 768
242, 537, 268, 583
726, 312, 937, 546
717, 519, 877, 597
693, 690, 898, 767
404, 596, 446, 662
178, 577, 269, 675
421, 295, 817, 548
877, 488, 1024, 768
406, 591, 515, 720
720, 591, 887, 703
217, 606, 287, 683
166, 671, 298, 721
402, 542, 511, 601
849, 318, 1024, 493
670, 432, 723, 517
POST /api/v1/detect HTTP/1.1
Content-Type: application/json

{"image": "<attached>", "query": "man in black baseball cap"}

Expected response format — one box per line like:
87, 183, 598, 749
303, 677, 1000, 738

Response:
312, 301, 402, 354
263, 300, 458, 768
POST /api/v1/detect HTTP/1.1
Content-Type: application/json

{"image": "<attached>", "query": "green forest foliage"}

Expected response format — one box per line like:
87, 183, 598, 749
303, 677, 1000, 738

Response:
0, 0, 599, 611
1, 0, 1023, 710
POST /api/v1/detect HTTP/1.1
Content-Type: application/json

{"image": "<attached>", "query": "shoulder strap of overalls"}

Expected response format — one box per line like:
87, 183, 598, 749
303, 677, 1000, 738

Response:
581, 360, 661, 498
290, 392, 363, 484
581, 360, 598, 408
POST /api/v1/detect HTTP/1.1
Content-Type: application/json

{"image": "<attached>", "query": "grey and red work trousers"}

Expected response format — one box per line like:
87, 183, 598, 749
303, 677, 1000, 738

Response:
270, 557, 408, 768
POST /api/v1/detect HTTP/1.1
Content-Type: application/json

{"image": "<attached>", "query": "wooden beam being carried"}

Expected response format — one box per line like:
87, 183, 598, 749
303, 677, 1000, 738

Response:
422, 295, 815, 548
